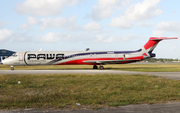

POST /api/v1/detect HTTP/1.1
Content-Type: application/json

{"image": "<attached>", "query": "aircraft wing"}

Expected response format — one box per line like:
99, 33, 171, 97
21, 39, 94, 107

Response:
83, 59, 141, 64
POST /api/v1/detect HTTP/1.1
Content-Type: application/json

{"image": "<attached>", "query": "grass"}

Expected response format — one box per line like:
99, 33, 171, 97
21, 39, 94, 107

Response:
1, 63, 180, 72
108, 63, 180, 72
1, 73, 180, 110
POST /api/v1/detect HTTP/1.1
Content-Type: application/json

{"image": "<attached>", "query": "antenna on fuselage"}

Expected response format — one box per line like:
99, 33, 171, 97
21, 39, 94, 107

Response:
86, 48, 90, 51
39, 48, 42, 51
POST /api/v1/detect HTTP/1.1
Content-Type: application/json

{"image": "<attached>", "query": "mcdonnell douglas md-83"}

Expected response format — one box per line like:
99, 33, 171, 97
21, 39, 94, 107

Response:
2, 37, 178, 70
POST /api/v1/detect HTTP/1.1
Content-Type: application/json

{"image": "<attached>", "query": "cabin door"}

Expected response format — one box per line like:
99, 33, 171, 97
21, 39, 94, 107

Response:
19, 53, 23, 61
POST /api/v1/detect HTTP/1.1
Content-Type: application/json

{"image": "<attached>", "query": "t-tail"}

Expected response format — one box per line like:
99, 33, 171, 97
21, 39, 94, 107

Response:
140, 37, 178, 58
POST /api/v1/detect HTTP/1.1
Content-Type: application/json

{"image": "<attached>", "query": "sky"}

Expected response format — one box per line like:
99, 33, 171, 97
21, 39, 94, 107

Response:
0, 0, 180, 59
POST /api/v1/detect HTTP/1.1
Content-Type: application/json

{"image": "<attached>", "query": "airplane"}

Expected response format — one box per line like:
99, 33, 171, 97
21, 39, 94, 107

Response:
2, 37, 177, 70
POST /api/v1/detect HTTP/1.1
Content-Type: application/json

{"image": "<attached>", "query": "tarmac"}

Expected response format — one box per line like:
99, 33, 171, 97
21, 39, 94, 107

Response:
1, 69, 180, 80
1, 102, 180, 113
1, 69, 180, 113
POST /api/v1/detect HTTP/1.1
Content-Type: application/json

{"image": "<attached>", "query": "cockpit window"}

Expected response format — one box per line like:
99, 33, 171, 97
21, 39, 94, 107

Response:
11, 53, 17, 57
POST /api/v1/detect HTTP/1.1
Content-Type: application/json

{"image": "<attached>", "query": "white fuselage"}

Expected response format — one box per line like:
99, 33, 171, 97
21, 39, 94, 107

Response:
2, 37, 177, 69
2, 50, 147, 66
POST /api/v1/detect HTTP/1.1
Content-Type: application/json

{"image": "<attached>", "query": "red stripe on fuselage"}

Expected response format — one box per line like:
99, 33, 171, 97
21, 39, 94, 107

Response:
56, 56, 143, 65
56, 58, 115, 65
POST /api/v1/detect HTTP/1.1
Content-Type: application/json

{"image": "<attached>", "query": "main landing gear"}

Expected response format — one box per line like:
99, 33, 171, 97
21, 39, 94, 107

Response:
93, 65, 98, 69
99, 65, 104, 70
93, 65, 104, 70
10, 65, 14, 70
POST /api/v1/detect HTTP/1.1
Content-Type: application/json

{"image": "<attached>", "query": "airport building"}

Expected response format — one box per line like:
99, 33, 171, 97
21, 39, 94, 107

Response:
0, 49, 16, 62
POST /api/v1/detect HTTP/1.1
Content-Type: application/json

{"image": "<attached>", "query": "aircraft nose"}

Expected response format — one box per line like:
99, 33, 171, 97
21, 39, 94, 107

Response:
2, 59, 10, 65
1, 59, 5, 65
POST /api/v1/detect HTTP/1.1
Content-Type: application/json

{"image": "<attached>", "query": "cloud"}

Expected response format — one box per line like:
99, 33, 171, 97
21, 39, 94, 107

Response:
13, 33, 32, 42
39, 16, 77, 30
153, 21, 180, 36
39, 32, 60, 43
0, 29, 14, 42
66, 24, 82, 31
94, 34, 116, 43
108, 17, 133, 29
90, 0, 130, 21
39, 15, 82, 31
18, 24, 31, 30
124, 0, 162, 21
94, 34, 142, 43
91, 5, 112, 21
39, 32, 112, 43
18, 16, 38, 30
137, 22, 155, 27
18, 16, 82, 31
0, 21, 11, 28
40, 33, 116, 44
108, 0, 162, 29
84, 22, 102, 31
37, 31, 143, 44
28, 16, 39, 25
120, 34, 143, 41
90, 0, 162, 21
39, 32, 81, 43
16, 0, 81, 16
0, 29, 32, 43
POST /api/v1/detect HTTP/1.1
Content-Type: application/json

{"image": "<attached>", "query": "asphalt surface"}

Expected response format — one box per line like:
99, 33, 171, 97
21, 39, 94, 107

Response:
0, 69, 180, 80
1, 69, 180, 113
1, 102, 180, 113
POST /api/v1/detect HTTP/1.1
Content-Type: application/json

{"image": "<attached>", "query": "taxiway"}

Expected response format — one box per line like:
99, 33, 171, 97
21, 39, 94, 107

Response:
0, 70, 180, 80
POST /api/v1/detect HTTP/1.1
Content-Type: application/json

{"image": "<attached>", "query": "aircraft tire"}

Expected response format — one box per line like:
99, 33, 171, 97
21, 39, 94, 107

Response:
10, 65, 14, 70
99, 65, 104, 70
11, 67, 14, 70
93, 65, 98, 69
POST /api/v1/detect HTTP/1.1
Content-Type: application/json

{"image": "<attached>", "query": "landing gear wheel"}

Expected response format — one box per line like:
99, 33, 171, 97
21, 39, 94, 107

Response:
99, 65, 104, 70
10, 66, 14, 70
93, 65, 98, 69
11, 67, 14, 70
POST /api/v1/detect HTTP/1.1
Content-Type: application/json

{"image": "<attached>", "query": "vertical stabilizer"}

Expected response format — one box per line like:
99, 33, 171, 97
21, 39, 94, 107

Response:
141, 37, 177, 57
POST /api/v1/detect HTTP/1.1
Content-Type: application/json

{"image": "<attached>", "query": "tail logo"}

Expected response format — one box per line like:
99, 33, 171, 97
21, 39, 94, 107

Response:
142, 53, 148, 56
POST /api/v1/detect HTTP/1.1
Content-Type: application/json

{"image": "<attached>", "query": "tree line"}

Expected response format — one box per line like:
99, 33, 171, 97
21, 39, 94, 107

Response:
143, 58, 179, 62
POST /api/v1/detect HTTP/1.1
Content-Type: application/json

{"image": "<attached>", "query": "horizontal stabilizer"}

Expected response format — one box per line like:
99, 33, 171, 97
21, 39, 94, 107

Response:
143, 37, 178, 51
150, 37, 178, 40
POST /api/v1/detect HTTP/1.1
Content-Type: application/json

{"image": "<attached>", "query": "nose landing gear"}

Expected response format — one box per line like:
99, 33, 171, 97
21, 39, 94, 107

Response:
10, 65, 14, 70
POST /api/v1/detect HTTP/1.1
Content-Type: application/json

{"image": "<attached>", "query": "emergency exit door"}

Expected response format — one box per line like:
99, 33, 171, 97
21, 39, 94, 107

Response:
115, 53, 119, 60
